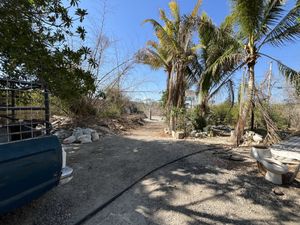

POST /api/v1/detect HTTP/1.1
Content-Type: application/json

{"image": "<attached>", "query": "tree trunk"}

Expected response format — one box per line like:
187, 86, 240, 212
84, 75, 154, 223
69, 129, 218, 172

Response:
167, 65, 177, 131
166, 69, 171, 101
250, 101, 255, 130
167, 62, 187, 132
233, 64, 255, 146
199, 93, 209, 117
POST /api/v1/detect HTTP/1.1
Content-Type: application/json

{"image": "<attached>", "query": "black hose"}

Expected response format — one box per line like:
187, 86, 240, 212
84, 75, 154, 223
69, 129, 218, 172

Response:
73, 146, 221, 225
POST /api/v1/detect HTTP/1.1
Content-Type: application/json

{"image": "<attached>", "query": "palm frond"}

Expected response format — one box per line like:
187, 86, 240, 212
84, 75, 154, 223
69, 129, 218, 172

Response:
191, 0, 202, 18
231, 0, 265, 36
209, 61, 246, 100
198, 70, 212, 97
185, 54, 203, 88
261, 1, 300, 47
278, 62, 300, 95
259, 0, 285, 35
144, 19, 179, 52
135, 49, 163, 70
199, 13, 223, 43
207, 47, 244, 77
159, 9, 176, 36
220, 14, 235, 32
260, 52, 300, 94
169, 1, 180, 31
226, 79, 235, 108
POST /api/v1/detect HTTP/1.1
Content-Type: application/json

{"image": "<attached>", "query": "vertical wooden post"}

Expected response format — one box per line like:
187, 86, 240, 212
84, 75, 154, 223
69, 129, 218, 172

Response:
44, 87, 50, 135
11, 90, 15, 120
149, 108, 152, 120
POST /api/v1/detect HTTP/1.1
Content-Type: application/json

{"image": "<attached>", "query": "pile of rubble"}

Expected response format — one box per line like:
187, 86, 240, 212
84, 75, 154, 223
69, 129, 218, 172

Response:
51, 115, 73, 130
190, 125, 232, 139
190, 130, 209, 138
51, 114, 146, 144
57, 128, 100, 144
241, 131, 263, 146
211, 125, 232, 137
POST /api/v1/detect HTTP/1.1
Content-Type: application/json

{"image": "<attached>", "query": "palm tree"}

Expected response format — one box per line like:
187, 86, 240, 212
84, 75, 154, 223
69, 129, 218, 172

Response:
136, 41, 172, 102
140, 0, 202, 130
197, 13, 242, 116
212, 0, 300, 146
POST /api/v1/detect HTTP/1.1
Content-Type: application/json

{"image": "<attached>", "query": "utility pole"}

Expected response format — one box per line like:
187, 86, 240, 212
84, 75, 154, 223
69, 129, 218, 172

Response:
267, 61, 273, 102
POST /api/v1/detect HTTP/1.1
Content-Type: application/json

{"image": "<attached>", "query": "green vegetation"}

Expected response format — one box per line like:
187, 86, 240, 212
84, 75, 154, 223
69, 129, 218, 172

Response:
0, 0, 96, 105
139, 0, 300, 145
209, 102, 239, 126
1, 0, 299, 141
138, 0, 202, 130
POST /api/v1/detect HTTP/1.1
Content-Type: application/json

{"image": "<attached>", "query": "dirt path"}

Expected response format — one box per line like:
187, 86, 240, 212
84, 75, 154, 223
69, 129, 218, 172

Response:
0, 119, 299, 225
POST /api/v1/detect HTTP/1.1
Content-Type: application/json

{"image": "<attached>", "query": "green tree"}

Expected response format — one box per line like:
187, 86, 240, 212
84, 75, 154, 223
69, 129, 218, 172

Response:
142, 0, 202, 130
197, 13, 241, 116
0, 0, 96, 104
213, 0, 300, 145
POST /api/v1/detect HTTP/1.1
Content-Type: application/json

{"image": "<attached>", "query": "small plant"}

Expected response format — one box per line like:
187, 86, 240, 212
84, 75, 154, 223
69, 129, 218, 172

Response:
170, 107, 186, 131
187, 106, 207, 131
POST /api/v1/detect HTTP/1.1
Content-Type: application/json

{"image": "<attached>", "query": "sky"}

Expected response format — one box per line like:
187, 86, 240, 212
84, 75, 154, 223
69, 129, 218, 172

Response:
78, 0, 300, 102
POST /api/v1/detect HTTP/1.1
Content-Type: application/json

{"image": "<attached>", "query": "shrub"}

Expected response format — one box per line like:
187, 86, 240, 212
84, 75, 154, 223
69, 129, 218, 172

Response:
251, 104, 290, 130
209, 102, 238, 126
186, 106, 207, 131
97, 88, 131, 118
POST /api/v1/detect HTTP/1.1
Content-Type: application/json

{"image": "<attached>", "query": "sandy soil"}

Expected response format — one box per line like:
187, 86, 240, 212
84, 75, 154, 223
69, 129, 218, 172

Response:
0, 118, 299, 225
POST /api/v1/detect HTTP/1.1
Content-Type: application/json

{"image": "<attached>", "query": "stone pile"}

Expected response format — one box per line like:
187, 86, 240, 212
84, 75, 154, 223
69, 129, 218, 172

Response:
190, 130, 209, 139
242, 131, 263, 145
56, 128, 100, 144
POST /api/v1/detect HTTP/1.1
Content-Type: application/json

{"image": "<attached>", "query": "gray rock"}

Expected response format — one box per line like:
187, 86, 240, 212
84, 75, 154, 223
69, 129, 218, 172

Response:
54, 129, 71, 139
253, 133, 263, 143
82, 128, 94, 135
77, 134, 92, 144
63, 135, 76, 144
190, 130, 197, 137
174, 131, 185, 139
73, 128, 84, 139
91, 131, 100, 141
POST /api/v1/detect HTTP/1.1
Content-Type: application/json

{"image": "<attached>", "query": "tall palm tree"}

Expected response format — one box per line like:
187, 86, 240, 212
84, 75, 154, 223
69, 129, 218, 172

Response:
197, 13, 242, 116
141, 0, 202, 130
212, 0, 300, 146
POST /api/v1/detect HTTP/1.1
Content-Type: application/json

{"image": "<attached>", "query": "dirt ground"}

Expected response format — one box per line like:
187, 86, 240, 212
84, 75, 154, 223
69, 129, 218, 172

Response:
0, 118, 299, 225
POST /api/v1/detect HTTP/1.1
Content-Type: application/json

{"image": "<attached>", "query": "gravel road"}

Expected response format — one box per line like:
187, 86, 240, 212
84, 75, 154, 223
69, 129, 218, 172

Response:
0, 119, 299, 225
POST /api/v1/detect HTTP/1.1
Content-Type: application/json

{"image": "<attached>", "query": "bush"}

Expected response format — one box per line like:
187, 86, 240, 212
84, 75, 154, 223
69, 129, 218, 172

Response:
186, 106, 207, 131
209, 102, 238, 126
69, 97, 97, 117
250, 104, 290, 130
97, 88, 131, 118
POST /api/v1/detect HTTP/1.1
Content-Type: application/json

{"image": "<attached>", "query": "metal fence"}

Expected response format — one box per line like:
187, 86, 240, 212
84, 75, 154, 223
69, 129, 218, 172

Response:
0, 78, 51, 143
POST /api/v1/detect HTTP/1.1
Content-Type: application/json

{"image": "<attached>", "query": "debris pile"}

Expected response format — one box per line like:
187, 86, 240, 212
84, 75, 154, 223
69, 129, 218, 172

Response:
211, 125, 232, 136
242, 131, 263, 145
61, 128, 100, 144
51, 114, 146, 144
190, 130, 209, 138
51, 115, 73, 130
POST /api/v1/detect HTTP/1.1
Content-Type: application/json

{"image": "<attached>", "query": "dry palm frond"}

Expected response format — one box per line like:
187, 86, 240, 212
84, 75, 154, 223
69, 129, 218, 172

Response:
254, 89, 281, 145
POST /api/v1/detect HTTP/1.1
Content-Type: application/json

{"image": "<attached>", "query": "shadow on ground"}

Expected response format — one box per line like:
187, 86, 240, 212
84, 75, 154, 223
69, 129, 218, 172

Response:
0, 133, 299, 225
85, 141, 300, 225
